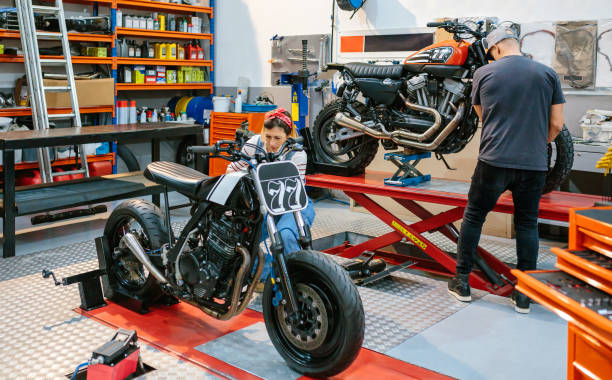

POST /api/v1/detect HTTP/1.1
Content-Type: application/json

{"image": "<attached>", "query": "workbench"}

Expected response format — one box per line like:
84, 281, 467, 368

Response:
306, 171, 601, 296
0, 123, 204, 258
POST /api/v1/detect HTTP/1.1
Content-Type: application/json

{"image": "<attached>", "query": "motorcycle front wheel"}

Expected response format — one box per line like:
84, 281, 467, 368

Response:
262, 250, 365, 378
103, 199, 168, 301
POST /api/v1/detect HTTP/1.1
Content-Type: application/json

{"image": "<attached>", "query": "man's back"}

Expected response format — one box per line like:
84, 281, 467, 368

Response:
472, 55, 565, 171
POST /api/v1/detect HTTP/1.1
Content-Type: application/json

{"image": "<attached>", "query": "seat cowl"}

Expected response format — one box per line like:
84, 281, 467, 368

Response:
144, 161, 211, 198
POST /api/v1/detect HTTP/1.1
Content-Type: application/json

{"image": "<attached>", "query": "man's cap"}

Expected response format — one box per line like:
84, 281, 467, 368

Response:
484, 26, 519, 51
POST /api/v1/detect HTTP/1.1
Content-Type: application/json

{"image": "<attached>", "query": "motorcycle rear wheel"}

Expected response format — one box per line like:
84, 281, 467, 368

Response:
312, 99, 379, 174
543, 124, 574, 194
262, 250, 365, 377
103, 199, 169, 300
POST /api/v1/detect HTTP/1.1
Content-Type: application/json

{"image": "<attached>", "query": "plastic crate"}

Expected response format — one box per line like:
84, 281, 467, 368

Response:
240, 103, 277, 113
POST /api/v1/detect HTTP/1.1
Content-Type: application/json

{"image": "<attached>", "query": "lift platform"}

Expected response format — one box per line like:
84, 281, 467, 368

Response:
306, 171, 601, 296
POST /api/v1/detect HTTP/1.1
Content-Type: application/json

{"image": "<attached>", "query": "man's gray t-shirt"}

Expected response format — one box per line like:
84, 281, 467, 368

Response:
472, 55, 565, 171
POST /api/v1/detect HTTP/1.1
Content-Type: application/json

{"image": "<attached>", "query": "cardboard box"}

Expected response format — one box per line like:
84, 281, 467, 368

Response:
43, 78, 114, 108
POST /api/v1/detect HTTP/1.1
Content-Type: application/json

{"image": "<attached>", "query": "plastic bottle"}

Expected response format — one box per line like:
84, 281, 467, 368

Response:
155, 43, 167, 59
235, 90, 243, 113
153, 18, 159, 30
151, 108, 158, 122
129, 100, 137, 123
135, 44, 141, 58
140, 16, 147, 29
188, 23, 193, 33
116, 9, 123, 28
196, 41, 204, 60
140, 107, 147, 123
169, 15, 176, 31
124, 15, 132, 29
147, 16, 154, 30
168, 43, 177, 60
128, 40, 135, 57
117, 100, 128, 124
158, 15, 165, 31
186, 41, 197, 60
177, 44, 185, 60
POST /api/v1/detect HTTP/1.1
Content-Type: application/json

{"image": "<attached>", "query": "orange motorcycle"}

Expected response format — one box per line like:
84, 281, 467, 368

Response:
313, 20, 573, 193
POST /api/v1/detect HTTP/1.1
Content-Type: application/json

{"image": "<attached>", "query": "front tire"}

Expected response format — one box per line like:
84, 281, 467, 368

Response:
312, 99, 378, 175
103, 199, 168, 301
262, 250, 365, 377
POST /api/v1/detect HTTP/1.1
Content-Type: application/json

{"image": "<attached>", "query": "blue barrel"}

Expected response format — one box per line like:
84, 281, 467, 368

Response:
186, 96, 214, 124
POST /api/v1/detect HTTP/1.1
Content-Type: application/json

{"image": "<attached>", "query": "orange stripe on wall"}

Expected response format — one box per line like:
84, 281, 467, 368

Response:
341, 35, 365, 53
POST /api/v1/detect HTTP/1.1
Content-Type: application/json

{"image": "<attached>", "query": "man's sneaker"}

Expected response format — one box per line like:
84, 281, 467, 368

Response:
511, 289, 530, 314
448, 273, 471, 302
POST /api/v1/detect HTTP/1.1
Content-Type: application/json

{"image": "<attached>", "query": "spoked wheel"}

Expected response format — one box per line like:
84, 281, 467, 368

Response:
543, 124, 574, 194
262, 250, 364, 378
312, 99, 378, 173
103, 199, 168, 300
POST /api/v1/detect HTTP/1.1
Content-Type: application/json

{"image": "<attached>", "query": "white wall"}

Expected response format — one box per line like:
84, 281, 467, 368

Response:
215, 0, 612, 87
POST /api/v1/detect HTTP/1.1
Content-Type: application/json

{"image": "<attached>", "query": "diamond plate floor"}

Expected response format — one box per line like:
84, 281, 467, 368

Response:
0, 200, 562, 379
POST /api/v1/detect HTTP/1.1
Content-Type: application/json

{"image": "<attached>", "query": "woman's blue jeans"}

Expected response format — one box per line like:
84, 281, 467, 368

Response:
259, 199, 315, 281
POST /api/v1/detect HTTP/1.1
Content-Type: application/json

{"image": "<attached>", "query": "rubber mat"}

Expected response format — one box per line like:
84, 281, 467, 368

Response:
79, 299, 454, 380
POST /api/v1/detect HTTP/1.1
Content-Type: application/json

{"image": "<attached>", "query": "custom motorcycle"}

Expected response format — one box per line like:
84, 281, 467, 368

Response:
103, 129, 365, 377
313, 20, 573, 193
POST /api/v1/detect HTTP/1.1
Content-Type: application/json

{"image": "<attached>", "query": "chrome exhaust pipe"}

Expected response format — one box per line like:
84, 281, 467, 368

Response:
398, 102, 465, 150
334, 112, 390, 139
334, 102, 466, 151
119, 233, 169, 284
397, 94, 442, 142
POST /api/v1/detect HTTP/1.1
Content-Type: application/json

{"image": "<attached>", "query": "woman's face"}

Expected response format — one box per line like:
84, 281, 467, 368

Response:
262, 126, 288, 153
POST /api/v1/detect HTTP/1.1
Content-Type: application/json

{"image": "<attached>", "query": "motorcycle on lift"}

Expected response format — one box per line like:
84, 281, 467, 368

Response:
313, 19, 573, 193
102, 129, 365, 377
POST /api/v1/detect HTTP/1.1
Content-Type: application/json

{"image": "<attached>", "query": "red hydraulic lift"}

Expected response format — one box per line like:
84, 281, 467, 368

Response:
306, 171, 601, 296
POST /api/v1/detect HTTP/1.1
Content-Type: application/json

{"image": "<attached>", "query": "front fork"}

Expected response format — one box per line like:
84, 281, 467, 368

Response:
265, 210, 312, 318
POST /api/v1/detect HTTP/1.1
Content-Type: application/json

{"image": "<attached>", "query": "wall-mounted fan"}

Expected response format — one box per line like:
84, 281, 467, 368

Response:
336, 0, 366, 12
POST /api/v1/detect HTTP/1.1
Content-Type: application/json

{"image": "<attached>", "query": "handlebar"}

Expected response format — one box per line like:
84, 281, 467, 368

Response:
427, 22, 448, 27
187, 136, 303, 165
187, 145, 217, 154
427, 19, 485, 39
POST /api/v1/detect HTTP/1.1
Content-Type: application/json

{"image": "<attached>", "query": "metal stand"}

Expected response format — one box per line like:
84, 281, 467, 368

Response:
42, 268, 107, 311
384, 152, 432, 187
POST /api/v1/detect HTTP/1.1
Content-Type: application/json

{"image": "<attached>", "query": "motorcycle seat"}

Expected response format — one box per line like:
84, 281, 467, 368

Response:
345, 62, 403, 79
144, 161, 214, 198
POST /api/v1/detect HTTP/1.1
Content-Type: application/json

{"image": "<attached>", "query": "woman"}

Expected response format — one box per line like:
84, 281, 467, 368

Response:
227, 108, 315, 280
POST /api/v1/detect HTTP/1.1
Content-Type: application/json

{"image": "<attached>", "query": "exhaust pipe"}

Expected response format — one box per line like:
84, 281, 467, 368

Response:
334, 102, 465, 151
397, 94, 442, 142
119, 233, 169, 284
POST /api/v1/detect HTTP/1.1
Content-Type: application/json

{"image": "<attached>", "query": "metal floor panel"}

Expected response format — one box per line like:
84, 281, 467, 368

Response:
0, 201, 559, 378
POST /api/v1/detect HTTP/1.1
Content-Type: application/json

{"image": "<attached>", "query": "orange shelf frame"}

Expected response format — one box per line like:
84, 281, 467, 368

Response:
0, 153, 115, 173
116, 0, 213, 15
115, 27, 213, 42
116, 82, 213, 91
116, 57, 213, 67
0, 54, 112, 65
0, 29, 113, 43
0, 105, 114, 117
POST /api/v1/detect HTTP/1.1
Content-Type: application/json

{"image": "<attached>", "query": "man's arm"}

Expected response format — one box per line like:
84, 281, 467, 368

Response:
473, 105, 482, 120
548, 103, 564, 143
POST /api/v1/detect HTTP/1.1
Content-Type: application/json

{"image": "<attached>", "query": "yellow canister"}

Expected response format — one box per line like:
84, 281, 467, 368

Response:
155, 43, 167, 59
158, 14, 165, 31
167, 43, 177, 60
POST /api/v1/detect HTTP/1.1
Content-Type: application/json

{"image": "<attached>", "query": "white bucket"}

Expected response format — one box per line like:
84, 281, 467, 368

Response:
212, 96, 231, 113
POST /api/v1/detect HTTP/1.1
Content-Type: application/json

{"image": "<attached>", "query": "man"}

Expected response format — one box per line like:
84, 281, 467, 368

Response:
447, 26, 565, 313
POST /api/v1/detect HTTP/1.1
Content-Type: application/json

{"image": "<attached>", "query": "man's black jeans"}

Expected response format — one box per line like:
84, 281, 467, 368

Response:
456, 160, 546, 275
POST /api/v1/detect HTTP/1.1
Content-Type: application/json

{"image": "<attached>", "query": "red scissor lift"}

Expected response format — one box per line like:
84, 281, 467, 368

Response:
306, 171, 601, 296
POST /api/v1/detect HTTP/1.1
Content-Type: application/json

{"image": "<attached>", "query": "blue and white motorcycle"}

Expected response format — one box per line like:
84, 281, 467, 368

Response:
103, 130, 365, 377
